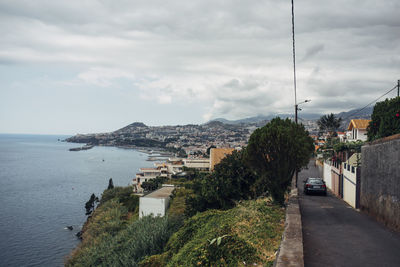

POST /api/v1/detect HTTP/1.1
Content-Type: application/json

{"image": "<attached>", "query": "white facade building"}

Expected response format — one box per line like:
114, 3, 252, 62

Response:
139, 185, 175, 218
347, 119, 371, 142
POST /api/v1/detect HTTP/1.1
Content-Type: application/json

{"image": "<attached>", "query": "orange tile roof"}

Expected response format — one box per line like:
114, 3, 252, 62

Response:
348, 119, 371, 130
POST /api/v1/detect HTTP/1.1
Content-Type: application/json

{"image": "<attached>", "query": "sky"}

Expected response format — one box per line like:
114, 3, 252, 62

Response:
0, 0, 399, 135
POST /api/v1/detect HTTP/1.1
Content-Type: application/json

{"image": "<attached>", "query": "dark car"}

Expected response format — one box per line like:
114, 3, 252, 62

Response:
304, 178, 327, 196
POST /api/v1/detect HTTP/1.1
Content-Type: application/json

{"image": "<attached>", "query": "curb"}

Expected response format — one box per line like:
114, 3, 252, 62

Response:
275, 181, 304, 267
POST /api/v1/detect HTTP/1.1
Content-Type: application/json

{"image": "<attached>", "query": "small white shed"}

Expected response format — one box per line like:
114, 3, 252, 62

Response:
139, 185, 175, 218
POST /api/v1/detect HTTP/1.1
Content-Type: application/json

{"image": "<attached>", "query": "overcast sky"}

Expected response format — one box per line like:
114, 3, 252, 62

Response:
0, 0, 399, 134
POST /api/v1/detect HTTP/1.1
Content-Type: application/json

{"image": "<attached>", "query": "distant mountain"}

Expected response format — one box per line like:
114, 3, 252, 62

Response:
337, 106, 373, 130
115, 122, 148, 133
336, 106, 373, 120
208, 107, 373, 127
208, 113, 321, 125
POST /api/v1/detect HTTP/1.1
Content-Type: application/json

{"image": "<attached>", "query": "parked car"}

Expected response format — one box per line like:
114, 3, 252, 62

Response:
304, 178, 327, 196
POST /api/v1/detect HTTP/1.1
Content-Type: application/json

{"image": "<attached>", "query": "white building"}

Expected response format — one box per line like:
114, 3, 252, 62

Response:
133, 166, 168, 192
182, 158, 210, 171
139, 185, 175, 218
347, 119, 371, 141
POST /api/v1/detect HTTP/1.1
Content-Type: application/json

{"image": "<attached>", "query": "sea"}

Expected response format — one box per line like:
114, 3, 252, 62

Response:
0, 134, 153, 267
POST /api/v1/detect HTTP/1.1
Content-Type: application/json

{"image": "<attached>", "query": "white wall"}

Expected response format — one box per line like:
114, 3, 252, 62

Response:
357, 129, 368, 141
323, 161, 332, 190
343, 164, 357, 208
139, 197, 170, 218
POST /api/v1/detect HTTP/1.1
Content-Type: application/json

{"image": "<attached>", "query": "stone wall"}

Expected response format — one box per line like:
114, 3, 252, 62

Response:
361, 134, 400, 231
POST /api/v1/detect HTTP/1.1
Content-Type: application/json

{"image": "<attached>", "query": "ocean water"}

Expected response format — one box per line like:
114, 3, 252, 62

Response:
0, 134, 153, 267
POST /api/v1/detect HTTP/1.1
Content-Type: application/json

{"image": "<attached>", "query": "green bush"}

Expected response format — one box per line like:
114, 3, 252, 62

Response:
368, 97, 400, 141
100, 186, 139, 212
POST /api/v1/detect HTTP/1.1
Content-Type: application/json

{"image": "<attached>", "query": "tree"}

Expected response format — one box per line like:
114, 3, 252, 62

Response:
185, 150, 258, 216
367, 97, 400, 141
317, 113, 342, 136
107, 178, 114, 190
85, 193, 99, 216
245, 118, 314, 205
141, 176, 167, 192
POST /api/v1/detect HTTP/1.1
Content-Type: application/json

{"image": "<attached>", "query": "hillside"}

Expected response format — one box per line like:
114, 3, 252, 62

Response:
66, 186, 285, 266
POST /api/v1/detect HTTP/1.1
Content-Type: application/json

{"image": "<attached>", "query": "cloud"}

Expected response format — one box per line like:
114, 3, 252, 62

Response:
78, 67, 135, 87
301, 44, 324, 62
1, 0, 400, 132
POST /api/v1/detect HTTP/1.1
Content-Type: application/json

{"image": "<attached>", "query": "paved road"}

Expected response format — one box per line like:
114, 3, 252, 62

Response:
299, 161, 400, 267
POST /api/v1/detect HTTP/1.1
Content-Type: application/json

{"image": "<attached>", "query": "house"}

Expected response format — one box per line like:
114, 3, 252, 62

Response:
347, 119, 371, 141
209, 148, 235, 171
139, 185, 175, 218
133, 166, 169, 192
155, 158, 184, 176
337, 131, 346, 142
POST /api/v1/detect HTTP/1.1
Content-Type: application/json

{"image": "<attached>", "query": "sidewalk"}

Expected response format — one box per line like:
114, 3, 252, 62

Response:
299, 162, 400, 267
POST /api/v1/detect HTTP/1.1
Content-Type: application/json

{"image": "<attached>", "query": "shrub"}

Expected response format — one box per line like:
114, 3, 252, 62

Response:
67, 214, 183, 267
100, 186, 139, 212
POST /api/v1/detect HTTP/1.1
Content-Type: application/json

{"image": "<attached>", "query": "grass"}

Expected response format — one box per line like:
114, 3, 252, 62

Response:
140, 198, 285, 266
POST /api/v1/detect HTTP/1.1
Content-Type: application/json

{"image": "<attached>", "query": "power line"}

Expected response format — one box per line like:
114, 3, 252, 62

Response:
341, 84, 398, 121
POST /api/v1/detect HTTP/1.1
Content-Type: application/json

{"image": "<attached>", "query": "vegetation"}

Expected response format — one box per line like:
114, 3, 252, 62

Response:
84, 193, 99, 216
317, 113, 342, 136
107, 178, 114, 189
100, 186, 139, 212
367, 97, 400, 141
245, 118, 314, 204
67, 213, 182, 267
141, 176, 168, 191
333, 140, 364, 153
185, 150, 258, 216
140, 199, 285, 267
67, 184, 183, 266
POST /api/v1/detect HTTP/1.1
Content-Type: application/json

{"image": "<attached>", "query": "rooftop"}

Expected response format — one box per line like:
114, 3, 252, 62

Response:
348, 119, 371, 130
143, 186, 175, 198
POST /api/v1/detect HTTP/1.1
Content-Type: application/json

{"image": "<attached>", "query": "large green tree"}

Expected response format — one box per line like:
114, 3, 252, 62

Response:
317, 113, 342, 136
245, 118, 314, 205
367, 97, 400, 141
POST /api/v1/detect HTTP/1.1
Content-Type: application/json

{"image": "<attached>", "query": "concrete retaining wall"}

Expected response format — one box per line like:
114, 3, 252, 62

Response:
361, 134, 400, 231
275, 176, 304, 267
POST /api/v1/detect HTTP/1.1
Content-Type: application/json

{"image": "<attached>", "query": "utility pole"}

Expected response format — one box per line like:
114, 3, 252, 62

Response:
295, 104, 298, 124
398, 80, 399, 97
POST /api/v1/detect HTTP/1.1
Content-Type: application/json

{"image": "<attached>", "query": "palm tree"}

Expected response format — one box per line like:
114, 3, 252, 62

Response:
317, 113, 342, 136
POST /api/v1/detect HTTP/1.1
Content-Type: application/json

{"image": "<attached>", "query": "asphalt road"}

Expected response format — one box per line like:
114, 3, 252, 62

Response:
299, 161, 400, 267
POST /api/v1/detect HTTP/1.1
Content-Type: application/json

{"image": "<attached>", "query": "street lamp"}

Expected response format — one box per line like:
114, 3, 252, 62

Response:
295, 99, 311, 124
294, 99, 310, 188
